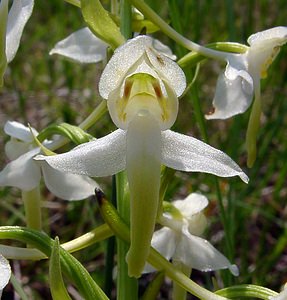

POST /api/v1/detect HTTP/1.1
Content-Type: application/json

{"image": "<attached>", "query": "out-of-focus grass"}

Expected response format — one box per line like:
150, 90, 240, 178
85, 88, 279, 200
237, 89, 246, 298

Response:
1, 0, 287, 299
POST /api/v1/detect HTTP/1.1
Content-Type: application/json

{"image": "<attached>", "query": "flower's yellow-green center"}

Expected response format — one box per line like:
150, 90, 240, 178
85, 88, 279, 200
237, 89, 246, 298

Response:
260, 46, 280, 78
162, 201, 183, 221
115, 73, 171, 126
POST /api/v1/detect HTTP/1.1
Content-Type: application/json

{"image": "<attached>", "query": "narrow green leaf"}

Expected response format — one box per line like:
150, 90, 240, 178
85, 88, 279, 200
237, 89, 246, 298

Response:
81, 0, 125, 49
50, 237, 72, 300
0, 0, 8, 87
141, 272, 164, 300
215, 284, 278, 299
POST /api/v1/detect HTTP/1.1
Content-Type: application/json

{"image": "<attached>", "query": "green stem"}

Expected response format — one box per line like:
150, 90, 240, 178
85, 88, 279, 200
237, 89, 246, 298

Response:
129, 0, 241, 61
116, 172, 138, 300
10, 274, 30, 300
120, 0, 132, 39
177, 42, 248, 68
22, 186, 42, 231
141, 272, 165, 300
172, 262, 191, 300
246, 88, 261, 168
0, 223, 112, 260
0, 226, 108, 300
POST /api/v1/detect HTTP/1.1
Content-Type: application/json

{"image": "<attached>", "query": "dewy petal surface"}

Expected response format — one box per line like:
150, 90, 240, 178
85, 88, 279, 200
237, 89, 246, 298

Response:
99, 35, 186, 99
161, 130, 248, 183
6, 0, 34, 63
247, 26, 287, 46
40, 161, 99, 200
0, 148, 41, 191
49, 27, 107, 64
36, 129, 126, 177
0, 254, 11, 295
175, 231, 238, 275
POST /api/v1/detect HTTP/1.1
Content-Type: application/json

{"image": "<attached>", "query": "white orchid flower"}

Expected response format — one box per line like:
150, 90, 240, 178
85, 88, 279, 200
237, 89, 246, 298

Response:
0, 253, 11, 298
37, 35, 248, 277
206, 26, 287, 120
144, 193, 238, 276
0, 121, 98, 200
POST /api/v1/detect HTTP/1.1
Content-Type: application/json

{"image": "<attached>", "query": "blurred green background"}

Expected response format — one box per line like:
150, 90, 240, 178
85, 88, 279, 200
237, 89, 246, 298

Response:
0, 1, 287, 299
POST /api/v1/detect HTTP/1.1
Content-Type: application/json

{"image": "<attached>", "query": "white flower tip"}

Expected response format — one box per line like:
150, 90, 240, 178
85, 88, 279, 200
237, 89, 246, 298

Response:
0, 254, 11, 291
49, 49, 55, 56
240, 172, 249, 184
248, 26, 287, 46
229, 264, 239, 276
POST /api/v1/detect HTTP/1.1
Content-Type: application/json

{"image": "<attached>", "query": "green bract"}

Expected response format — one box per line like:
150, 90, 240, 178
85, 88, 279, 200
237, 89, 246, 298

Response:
81, 0, 125, 50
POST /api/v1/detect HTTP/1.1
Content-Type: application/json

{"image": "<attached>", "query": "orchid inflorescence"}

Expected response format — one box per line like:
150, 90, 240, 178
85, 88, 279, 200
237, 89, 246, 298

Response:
0, 1, 286, 299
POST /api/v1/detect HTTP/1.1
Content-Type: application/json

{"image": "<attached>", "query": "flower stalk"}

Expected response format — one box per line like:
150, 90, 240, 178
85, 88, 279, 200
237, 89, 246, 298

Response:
129, 0, 234, 61
22, 186, 42, 231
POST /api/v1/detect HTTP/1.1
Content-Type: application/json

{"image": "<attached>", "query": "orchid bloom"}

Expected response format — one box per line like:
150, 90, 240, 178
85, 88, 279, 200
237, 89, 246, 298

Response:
0, 0, 34, 82
0, 253, 11, 298
37, 35, 248, 277
206, 26, 287, 120
0, 121, 98, 200
144, 193, 238, 275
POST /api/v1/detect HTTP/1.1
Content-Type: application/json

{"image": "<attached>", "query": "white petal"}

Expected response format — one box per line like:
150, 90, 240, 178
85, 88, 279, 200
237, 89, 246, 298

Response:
247, 26, 287, 46
6, 0, 34, 63
0, 148, 41, 191
152, 38, 177, 60
35, 129, 126, 177
99, 35, 186, 99
50, 27, 107, 64
173, 193, 208, 216
0, 254, 11, 293
206, 56, 254, 120
161, 130, 249, 183
40, 161, 99, 200
4, 120, 38, 142
174, 232, 238, 275
146, 44, 186, 97
99, 35, 151, 99
247, 27, 287, 81
5, 139, 31, 160
143, 227, 177, 273
151, 227, 177, 260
